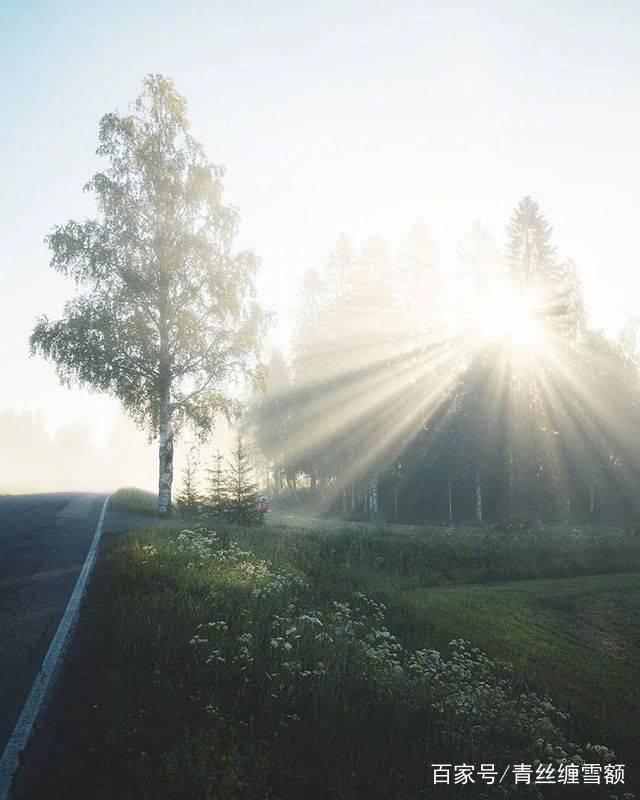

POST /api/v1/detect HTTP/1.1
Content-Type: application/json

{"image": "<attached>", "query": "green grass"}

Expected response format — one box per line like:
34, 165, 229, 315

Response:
243, 521, 640, 585
19, 521, 639, 800
110, 486, 158, 514
234, 524, 640, 785
397, 573, 640, 761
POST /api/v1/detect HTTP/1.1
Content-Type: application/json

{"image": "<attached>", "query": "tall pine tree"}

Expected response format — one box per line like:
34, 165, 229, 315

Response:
506, 196, 556, 286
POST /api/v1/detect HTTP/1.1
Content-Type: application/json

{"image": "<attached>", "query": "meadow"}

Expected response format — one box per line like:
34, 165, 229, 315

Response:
20, 506, 639, 799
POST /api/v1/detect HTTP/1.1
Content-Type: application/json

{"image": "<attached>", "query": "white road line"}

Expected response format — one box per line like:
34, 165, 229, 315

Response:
0, 494, 111, 800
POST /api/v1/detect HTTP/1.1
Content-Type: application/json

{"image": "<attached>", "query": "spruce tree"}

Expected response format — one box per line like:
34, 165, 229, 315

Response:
226, 436, 262, 525
175, 449, 202, 519
456, 219, 497, 290
206, 449, 228, 517
397, 219, 441, 333
506, 196, 556, 286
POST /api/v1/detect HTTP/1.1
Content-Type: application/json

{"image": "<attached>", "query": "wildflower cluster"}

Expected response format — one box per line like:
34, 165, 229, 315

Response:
169, 527, 221, 565
170, 528, 309, 598
210, 542, 308, 597
408, 639, 610, 765
129, 541, 160, 566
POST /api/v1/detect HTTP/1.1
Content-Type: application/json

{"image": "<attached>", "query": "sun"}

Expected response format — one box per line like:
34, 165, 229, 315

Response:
474, 285, 545, 350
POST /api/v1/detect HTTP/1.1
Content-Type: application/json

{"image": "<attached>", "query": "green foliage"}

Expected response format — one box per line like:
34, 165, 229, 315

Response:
31, 73, 265, 433
172, 440, 265, 525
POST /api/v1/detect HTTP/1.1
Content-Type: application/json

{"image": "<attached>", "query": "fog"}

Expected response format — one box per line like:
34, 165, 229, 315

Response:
0, 411, 156, 493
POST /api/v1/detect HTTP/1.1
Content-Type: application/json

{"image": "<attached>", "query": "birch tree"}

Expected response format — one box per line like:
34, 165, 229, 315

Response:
30, 75, 266, 513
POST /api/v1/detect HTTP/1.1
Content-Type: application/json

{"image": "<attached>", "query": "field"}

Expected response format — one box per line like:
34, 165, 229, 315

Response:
400, 574, 640, 761
17, 512, 639, 799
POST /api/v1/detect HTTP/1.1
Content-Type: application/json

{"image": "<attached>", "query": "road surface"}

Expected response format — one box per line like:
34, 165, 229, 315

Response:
0, 493, 107, 756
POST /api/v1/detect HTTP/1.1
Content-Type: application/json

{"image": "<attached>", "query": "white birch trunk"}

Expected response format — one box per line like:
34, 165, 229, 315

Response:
158, 387, 174, 515
475, 467, 482, 524
508, 452, 514, 512
589, 479, 595, 513
369, 477, 378, 515
447, 476, 453, 523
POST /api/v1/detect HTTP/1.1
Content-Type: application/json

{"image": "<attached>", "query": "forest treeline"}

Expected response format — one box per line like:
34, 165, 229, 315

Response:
248, 197, 640, 524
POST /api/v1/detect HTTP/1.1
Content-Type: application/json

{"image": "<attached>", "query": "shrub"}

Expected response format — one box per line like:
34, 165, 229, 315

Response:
110, 487, 157, 514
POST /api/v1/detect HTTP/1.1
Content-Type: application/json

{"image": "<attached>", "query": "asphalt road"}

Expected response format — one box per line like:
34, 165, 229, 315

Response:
0, 493, 107, 755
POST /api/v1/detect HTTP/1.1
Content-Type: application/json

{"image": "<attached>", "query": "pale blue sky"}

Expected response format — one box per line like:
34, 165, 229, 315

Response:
2, 0, 640, 454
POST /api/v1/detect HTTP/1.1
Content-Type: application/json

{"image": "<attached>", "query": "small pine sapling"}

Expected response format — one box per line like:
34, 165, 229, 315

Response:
225, 436, 262, 525
206, 449, 228, 518
175, 449, 202, 519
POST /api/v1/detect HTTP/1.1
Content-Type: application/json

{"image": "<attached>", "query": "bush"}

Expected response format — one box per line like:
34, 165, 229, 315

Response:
110, 487, 157, 514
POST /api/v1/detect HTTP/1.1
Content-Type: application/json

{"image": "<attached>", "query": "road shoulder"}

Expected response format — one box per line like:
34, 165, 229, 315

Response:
10, 506, 177, 800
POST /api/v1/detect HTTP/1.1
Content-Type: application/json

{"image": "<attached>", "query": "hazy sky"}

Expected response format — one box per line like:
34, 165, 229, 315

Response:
2, 0, 640, 459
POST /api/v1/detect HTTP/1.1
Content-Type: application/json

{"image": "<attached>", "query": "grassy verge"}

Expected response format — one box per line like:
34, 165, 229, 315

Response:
110, 486, 158, 515
19, 521, 638, 799
236, 525, 640, 778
